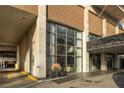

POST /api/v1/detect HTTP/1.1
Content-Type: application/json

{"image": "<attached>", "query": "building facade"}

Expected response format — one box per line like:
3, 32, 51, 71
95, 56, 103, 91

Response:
0, 5, 124, 78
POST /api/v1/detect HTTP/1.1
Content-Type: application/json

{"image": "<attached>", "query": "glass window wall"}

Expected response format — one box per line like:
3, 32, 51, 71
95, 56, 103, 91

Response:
46, 22, 82, 77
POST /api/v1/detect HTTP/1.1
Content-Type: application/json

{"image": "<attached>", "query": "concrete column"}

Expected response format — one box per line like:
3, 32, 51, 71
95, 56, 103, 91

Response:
24, 49, 30, 73
115, 53, 118, 69
101, 53, 107, 70
115, 26, 119, 34
117, 55, 121, 69
16, 45, 19, 70
82, 8, 89, 73
103, 19, 107, 37
32, 5, 46, 78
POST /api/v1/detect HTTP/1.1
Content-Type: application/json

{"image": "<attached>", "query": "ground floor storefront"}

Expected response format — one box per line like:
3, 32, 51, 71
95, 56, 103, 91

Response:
89, 53, 124, 72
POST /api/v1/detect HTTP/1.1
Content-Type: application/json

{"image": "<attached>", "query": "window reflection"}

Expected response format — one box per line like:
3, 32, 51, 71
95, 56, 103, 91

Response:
67, 46, 74, 55
67, 37, 75, 46
57, 45, 66, 55
57, 25, 66, 34
67, 29, 75, 36
57, 34, 66, 44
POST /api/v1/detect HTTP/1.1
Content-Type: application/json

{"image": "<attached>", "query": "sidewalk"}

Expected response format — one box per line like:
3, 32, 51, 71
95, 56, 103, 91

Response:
24, 70, 117, 88
52, 70, 116, 84
0, 70, 117, 88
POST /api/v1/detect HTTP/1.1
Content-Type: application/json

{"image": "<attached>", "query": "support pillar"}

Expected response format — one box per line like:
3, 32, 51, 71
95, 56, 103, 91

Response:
103, 19, 107, 37
82, 8, 89, 73
32, 5, 46, 78
16, 45, 19, 70
101, 53, 107, 70
117, 55, 121, 70
115, 53, 118, 69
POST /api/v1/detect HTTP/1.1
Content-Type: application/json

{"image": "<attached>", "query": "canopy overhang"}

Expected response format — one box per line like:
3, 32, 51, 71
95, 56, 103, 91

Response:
87, 33, 124, 53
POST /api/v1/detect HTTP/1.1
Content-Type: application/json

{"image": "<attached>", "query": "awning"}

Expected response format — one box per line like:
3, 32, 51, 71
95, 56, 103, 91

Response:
87, 33, 124, 53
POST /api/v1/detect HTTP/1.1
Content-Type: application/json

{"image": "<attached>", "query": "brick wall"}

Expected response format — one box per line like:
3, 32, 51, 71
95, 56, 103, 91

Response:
89, 11, 103, 36
106, 21, 116, 36
47, 5, 84, 31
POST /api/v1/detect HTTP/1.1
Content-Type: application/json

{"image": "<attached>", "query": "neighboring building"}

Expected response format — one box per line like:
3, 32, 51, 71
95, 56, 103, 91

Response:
0, 5, 124, 78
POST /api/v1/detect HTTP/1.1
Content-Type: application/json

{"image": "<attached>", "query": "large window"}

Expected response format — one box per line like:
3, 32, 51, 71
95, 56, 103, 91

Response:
46, 22, 82, 77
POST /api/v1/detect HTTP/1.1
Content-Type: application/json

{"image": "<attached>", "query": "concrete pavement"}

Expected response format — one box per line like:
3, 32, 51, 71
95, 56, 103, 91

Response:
0, 71, 124, 88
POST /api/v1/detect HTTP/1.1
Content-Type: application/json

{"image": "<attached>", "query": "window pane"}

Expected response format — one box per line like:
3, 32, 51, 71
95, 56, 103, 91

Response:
67, 56, 74, 65
77, 32, 82, 39
46, 33, 56, 44
46, 55, 51, 76
46, 55, 50, 65
57, 56, 66, 70
57, 25, 66, 35
46, 22, 50, 31
46, 44, 50, 55
67, 37, 75, 46
51, 56, 56, 65
75, 48, 82, 57
50, 45, 56, 55
76, 57, 82, 72
76, 57, 82, 63
67, 56, 75, 72
67, 29, 74, 37
46, 44, 56, 56
67, 46, 74, 55
46, 33, 50, 43
47, 23, 56, 33
57, 45, 66, 55
76, 39, 82, 47
57, 34, 66, 44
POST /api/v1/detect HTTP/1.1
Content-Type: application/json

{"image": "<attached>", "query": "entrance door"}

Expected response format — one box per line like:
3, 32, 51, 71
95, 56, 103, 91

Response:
106, 53, 115, 70
89, 54, 101, 72
117, 55, 124, 70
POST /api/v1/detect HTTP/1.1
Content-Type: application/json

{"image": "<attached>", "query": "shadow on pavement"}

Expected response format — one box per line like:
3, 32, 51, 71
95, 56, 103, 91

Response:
113, 71, 124, 88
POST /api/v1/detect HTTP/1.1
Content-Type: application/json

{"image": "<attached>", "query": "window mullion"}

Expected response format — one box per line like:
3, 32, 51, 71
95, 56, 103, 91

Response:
55, 24, 57, 64
65, 28, 68, 72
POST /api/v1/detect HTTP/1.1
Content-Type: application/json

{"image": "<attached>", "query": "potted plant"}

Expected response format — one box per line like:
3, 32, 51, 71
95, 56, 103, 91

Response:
51, 63, 62, 77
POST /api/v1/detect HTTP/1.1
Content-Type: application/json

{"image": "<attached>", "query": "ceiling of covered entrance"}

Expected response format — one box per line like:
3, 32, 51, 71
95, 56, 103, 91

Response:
0, 6, 37, 45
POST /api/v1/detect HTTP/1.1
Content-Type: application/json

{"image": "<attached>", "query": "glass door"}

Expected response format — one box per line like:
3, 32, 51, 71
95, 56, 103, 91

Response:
106, 53, 115, 70
89, 54, 101, 72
